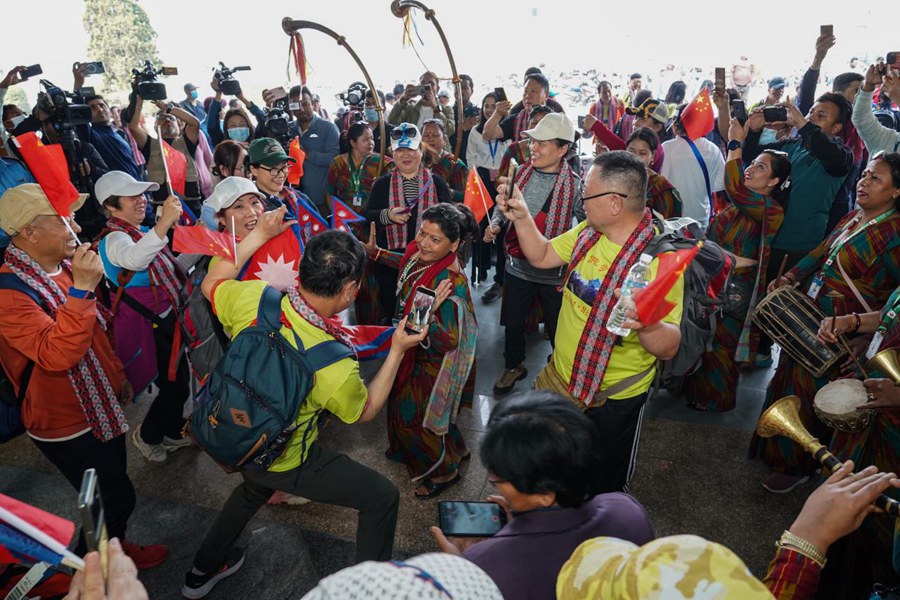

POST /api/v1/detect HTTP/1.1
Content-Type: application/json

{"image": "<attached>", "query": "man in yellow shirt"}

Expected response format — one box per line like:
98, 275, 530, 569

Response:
495, 151, 683, 495
182, 208, 426, 599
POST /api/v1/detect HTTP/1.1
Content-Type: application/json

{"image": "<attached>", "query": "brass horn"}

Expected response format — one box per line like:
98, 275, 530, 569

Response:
866, 348, 900, 385
757, 396, 900, 517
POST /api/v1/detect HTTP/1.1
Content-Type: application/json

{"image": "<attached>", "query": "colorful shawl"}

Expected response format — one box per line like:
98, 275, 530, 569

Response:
4, 244, 127, 442
505, 160, 578, 258
286, 287, 357, 354
105, 217, 184, 308
513, 109, 530, 141
385, 167, 439, 249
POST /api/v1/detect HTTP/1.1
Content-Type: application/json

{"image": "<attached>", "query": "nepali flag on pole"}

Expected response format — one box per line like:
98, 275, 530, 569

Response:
679, 88, 715, 141
0, 493, 81, 570
344, 325, 395, 361
331, 198, 365, 233
12, 132, 81, 216
242, 228, 302, 291
463, 169, 494, 224
294, 194, 328, 247
633, 244, 700, 326
161, 139, 187, 196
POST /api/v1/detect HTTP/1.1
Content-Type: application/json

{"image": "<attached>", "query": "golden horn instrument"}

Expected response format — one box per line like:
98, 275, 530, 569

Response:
866, 348, 900, 385
757, 395, 900, 517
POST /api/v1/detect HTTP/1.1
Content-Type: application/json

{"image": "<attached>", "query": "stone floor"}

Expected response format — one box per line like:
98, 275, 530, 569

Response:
0, 276, 817, 599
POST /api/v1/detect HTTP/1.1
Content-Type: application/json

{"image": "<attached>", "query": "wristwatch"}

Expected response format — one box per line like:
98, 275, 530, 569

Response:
166, 102, 175, 114
727, 140, 742, 151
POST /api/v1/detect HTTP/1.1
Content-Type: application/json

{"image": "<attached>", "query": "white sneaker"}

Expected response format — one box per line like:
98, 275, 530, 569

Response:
131, 427, 168, 464
161, 434, 193, 452
267, 491, 311, 506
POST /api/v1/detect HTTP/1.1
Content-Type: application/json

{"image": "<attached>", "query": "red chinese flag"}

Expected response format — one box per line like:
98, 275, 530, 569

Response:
0, 493, 75, 565
243, 229, 302, 291
161, 139, 187, 196
679, 88, 715, 141
287, 137, 306, 186
633, 244, 700, 326
463, 169, 494, 223
12, 132, 80, 216
173, 225, 236, 261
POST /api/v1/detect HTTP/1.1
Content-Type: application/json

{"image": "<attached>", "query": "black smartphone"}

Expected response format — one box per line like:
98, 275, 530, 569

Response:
83, 61, 105, 76
494, 87, 508, 103
714, 67, 726, 92
821, 24, 833, 37
439, 501, 508, 537
405, 286, 436, 334
577, 115, 587, 130
507, 157, 519, 184
18, 64, 42, 81
78, 468, 109, 580
418, 85, 431, 97
731, 99, 748, 125
887, 52, 900, 70
763, 106, 787, 123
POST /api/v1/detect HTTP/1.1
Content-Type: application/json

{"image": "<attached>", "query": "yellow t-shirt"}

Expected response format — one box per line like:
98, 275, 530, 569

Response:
549, 221, 684, 400
211, 280, 366, 471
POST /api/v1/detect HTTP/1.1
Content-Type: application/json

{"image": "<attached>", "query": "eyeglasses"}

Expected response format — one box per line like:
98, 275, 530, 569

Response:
391, 125, 419, 140
581, 188, 629, 202
257, 164, 291, 176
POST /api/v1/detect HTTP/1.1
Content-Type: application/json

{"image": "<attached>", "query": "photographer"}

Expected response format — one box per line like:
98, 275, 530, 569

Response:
0, 66, 26, 148
288, 85, 340, 215
388, 71, 456, 141
207, 72, 267, 147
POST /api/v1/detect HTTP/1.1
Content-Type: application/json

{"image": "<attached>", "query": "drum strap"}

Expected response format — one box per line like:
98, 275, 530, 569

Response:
835, 257, 873, 313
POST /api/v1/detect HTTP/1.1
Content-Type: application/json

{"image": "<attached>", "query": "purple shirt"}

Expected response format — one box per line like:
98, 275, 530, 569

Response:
462, 493, 653, 600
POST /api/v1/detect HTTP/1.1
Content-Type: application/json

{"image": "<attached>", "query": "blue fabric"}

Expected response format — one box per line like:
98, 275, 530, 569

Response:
98, 231, 152, 288
88, 125, 142, 180
0, 159, 36, 247
298, 115, 341, 209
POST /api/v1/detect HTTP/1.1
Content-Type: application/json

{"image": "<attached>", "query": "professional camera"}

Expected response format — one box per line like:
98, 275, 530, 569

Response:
132, 61, 178, 101
214, 62, 251, 96
265, 103, 293, 149
36, 79, 92, 134
339, 82, 367, 108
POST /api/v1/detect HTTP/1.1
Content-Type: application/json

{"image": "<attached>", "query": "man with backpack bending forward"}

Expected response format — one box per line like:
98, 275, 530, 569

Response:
496, 151, 683, 495
182, 206, 426, 599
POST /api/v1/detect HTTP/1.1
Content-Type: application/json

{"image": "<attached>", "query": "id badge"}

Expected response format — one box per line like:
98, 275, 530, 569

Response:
866, 331, 886, 360
806, 277, 823, 300
352, 192, 364, 207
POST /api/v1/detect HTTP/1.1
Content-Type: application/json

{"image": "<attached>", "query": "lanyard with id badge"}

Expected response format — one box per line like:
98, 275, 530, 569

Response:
807, 210, 896, 301
349, 156, 367, 208
867, 294, 900, 359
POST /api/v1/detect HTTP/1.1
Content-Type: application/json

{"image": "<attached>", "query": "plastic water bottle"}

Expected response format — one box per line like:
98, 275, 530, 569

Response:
606, 254, 653, 337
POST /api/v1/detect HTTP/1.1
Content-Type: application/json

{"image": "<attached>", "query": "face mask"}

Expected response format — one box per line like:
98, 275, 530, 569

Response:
758, 128, 778, 145
228, 127, 250, 142
365, 108, 378, 122
191, 90, 199, 100
8, 114, 26, 130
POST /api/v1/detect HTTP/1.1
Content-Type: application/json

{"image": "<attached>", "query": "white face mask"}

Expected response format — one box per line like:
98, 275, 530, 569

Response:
8, 114, 26, 130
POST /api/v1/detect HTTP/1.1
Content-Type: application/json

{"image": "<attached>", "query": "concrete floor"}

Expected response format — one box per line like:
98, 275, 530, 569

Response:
0, 276, 818, 599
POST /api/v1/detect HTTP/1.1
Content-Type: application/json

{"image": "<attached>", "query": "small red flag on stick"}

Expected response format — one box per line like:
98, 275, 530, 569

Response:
463, 169, 494, 223
633, 244, 700, 326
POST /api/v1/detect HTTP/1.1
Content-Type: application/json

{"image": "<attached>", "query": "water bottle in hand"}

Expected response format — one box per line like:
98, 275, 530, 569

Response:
606, 254, 653, 337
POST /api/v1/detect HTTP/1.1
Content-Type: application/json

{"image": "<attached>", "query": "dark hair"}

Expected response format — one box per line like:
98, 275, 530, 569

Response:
833, 72, 864, 93
393, 83, 405, 96
421, 203, 477, 245
725, 88, 742, 103
760, 149, 793, 206
632, 89, 653, 108
422, 118, 446, 138
872, 152, 900, 188
103, 194, 122, 210
299, 230, 365, 297
630, 73, 642, 80
223, 108, 254, 142
525, 73, 550, 93
816, 92, 852, 126
84, 94, 106, 105
460, 74, 474, 89
346, 122, 371, 146
591, 150, 648, 211
626, 126, 660, 153
664, 80, 687, 105
2, 104, 19, 121
213, 140, 246, 178
365, 89, 386, 105
480, 391, 600, 508
597, 80, 612, 92
477, 92, 497, 133
289, 85, 312, 100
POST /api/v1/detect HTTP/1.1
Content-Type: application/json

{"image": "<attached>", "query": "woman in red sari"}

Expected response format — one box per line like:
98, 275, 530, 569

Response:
366, 203, 478, 497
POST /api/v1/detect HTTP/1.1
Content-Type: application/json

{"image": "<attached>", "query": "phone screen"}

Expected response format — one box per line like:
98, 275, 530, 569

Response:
78, 469, 109, 579
439, 501, 507, 537
577, 115, 587, 130
406, 287, 436, 334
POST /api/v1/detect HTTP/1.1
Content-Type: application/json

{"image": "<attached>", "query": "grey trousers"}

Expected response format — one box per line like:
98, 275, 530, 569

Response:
193, 442, 400, 572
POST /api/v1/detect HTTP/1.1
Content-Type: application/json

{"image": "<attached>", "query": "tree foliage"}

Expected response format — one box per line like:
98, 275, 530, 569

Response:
83, 0, 160, 94
5, 87, 30, 114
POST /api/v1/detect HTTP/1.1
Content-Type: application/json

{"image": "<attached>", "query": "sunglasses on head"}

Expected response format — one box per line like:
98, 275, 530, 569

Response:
391, 126, 419, 140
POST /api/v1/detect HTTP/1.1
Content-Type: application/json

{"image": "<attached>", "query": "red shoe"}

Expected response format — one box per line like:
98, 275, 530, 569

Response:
122, 540, 169, 569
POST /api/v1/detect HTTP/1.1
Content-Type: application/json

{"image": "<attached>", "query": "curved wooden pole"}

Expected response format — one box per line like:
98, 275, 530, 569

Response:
281, 18, 387, 177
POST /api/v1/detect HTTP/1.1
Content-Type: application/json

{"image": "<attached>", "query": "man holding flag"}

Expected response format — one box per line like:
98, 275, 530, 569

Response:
496, 151, 683, 495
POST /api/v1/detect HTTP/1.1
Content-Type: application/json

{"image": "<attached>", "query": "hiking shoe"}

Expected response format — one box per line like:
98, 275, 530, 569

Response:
122, 540, 169, 570
493, 365, 528, 395
482, 283, 503, 304
131, 427, 167, 464
161, 434, 193, 452
182, 547, 245, 599
762, 472, 809, 494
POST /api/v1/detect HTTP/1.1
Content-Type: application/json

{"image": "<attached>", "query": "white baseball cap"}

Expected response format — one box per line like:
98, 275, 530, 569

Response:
203, 177, 266, 213
94, 171, 159, 205
521, 112, 576, 143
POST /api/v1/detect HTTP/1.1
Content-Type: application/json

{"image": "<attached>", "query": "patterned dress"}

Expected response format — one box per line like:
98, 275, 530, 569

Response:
646, 171, 683, 219
685, 159, 783, 411
325, 152, 391, 325
380, 251, 476, 481
748, 209, 900, 475
429, 151, 468, 204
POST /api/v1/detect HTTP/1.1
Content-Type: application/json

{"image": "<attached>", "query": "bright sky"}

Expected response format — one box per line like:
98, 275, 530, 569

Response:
4, 1, 888, 110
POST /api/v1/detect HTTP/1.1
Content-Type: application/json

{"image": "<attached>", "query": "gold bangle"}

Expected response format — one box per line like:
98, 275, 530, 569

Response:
374, 248, 382, 262
777, 531, 827, 567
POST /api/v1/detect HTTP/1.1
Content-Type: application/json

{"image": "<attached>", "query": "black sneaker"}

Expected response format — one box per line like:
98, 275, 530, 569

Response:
182, 547, 245, 599
482, 283, 503, 304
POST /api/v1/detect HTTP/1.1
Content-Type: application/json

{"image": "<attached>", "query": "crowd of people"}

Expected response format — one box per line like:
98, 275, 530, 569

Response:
3, 23, 900, 600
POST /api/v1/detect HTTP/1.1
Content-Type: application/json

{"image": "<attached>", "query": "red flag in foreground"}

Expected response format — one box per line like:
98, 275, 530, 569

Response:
343, 325, 395, 361
463, 169, 494, 223
0, 493, 76, 567
243, 229, 302, 291
173, 225, 236, 262
287, 137, 306, 186
161, 139, 187, 196
679, 87, 715, 141
633, 244, 700, 326
12, 132, 80, 216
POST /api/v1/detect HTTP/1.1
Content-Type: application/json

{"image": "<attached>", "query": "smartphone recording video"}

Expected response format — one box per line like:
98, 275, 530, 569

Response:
406, 286, 436, 335
439, 501, 508, 537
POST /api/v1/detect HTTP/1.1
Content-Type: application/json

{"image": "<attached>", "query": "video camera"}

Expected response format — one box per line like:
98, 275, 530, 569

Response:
36, 80, 92, 134
265, 102, 294, 149
339, 82, 367, 108
214, 62, 251, 96
132, 61, 178, 101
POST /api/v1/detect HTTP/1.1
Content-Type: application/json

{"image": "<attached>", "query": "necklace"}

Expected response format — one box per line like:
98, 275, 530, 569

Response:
396, 252, 431, 297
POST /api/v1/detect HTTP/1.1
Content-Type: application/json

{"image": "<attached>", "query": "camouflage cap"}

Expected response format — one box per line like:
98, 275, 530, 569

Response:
557, 535, 773, 600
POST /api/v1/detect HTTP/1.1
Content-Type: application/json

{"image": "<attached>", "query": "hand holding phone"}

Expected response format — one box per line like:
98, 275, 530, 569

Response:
405, 286, 437, 334
762, 105, 788, 123
820, 24, 833, 37
715, 67, 726, 93
18, 64, 42, 81
79, 468, 109, 581
439, 501, 508, 537
730, 99, 748, 125
493, 87, 508, 103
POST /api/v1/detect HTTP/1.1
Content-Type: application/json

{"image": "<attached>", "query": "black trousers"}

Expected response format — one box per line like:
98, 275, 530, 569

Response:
192, 443, 400, 573
140, 311, 190, 444
503, 272, 562, 369
375, 262, 400, 326
493, 226, 507, 285
585, 392, 649, 494
33, 433, 135, 552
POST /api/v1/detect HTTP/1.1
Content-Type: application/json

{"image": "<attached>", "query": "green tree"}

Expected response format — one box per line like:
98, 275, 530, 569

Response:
5, 87, 30, 114
83, 0, 160, 95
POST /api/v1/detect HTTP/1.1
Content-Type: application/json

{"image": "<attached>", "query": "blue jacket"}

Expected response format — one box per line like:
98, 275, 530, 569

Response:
295, 114, 340, 211
0, 159, 36, 247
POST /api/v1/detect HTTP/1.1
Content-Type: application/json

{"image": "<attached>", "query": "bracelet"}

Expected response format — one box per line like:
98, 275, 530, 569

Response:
852, 312, 862, 332
776, 531, 827, 567
374, 248, 382, 263
68, 287, 96, 300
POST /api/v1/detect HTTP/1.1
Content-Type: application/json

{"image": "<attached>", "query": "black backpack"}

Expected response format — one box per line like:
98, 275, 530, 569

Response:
175, 255, 229, 383
0, 274, 42, 443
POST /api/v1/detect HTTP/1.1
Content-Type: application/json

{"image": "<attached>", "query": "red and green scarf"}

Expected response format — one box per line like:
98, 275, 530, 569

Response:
563, 209, 655, 405
285, 287, 356, 354
513, 109, 530, 141
105, 217, 184, 308
505, 160, 578, 258
385, 166, 439, 250
4, 244, 128, 442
